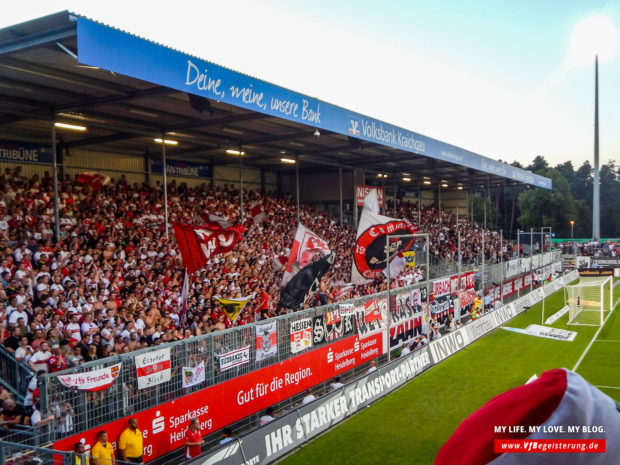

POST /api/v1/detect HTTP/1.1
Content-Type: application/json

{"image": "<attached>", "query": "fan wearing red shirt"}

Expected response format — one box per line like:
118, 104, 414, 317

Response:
184, 418, 204, 460
48, 344, 67, 373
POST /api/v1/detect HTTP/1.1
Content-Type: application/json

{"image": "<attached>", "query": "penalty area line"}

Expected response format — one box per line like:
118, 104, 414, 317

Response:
572, 310, 616, 373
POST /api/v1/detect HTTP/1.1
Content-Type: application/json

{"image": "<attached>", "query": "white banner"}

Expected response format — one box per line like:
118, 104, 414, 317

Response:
219, 346, 251, 371
505, 259, 520, 279
575, 256, 591, 269
255, 321, 278, 362
338, 303, 355, 316
290, 318, 313, 353
135, 348, 171, 389
181, 361, 205, 388
502, 324, 577, 342
520, 257, 531, 274
58, 363, 121, 392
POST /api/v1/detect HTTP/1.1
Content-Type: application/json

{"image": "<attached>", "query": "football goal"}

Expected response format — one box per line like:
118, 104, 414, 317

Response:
566, 276, 613, 326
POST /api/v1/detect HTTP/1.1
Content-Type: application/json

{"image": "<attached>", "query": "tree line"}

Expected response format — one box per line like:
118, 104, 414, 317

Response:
471, 155, 620, 239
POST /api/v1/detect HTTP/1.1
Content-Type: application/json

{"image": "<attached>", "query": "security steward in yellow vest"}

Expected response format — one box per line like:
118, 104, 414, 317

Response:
118, 418, 144, 464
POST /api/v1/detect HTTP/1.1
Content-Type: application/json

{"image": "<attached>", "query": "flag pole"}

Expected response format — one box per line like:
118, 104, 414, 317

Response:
180, 269, 189, 328
386, 233, 392, 363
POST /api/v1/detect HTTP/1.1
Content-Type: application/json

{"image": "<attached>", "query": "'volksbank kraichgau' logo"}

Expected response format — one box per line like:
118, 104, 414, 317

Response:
348, 117, 360, 136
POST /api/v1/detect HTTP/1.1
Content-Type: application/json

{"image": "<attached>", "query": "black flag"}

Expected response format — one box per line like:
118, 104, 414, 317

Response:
279, 253, 335, 310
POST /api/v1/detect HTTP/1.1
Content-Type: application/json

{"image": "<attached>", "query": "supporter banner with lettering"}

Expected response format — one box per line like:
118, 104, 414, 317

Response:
135, 348, 171, 389
181, 361, 205, 388
592, 258, 620, 267
505, 259, 520, 279
355, 185, 384, 207
354, 299, 388, 340
312, 311, 355, 345
520, 257, 531, 274
219, 346, 251, 371
53, 332, 383, 461
290, 318, 313, 353
0, 139, 53, 164
429, 294, 453, 315
255, 322, 277, 362
389, 288, 424, 348
57, 363, 121, 392
151, 158, 211, 178
338, 303, 355, 316
458, 271, 475, 291
432, 277, 451, 297
465, 271, 475, 290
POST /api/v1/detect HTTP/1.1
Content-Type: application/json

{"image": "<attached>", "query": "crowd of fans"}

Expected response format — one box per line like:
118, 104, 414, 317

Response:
0, 167, 515, 374
558, 240, 620, 257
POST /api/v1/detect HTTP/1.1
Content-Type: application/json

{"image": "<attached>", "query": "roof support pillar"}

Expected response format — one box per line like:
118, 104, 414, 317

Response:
438, 183, 442, 228
51, 119, 60, 242
296, 154, 300, 224
392, 177, 397, 217
239, 147, 244, 224
161, 133, 169, 239
338, 163, 343, 226
353, 168, 358, 230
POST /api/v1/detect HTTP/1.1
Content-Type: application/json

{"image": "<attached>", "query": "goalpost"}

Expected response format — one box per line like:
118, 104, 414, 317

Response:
566, 276, 613, 326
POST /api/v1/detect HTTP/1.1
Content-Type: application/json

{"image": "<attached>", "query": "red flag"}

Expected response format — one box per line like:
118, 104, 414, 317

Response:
77, 172, 111, 191
173, 223, 245, 275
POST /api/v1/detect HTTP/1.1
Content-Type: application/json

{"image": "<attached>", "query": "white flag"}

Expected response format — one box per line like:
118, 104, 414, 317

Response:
282, 223, 331, 285
351, 204, 418, 284
382, 255, 406, 280
363, 189, 380, 214
181, 361, 205, 388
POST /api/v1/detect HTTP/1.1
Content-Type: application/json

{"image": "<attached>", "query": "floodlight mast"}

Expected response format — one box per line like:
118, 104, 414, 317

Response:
385, 232, 430, 363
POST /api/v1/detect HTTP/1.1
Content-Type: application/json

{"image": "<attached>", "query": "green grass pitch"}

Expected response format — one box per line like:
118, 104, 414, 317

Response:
278, 282, 620, 465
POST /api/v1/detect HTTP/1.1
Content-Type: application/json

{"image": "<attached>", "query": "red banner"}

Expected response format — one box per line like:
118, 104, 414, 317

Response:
53, 333, 384, 460
433, 277, 451, 297
356, 185, 384, 207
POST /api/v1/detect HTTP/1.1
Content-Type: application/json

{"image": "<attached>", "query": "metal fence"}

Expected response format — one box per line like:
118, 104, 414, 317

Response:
0, 250, 560, 453
0, 345, 34, 402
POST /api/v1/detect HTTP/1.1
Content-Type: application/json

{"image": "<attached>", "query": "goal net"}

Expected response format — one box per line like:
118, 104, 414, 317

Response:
566, 276, 613, 326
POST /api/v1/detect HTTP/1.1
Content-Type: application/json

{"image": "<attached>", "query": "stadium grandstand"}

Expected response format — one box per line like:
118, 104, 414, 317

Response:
0, 11, 568, 465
